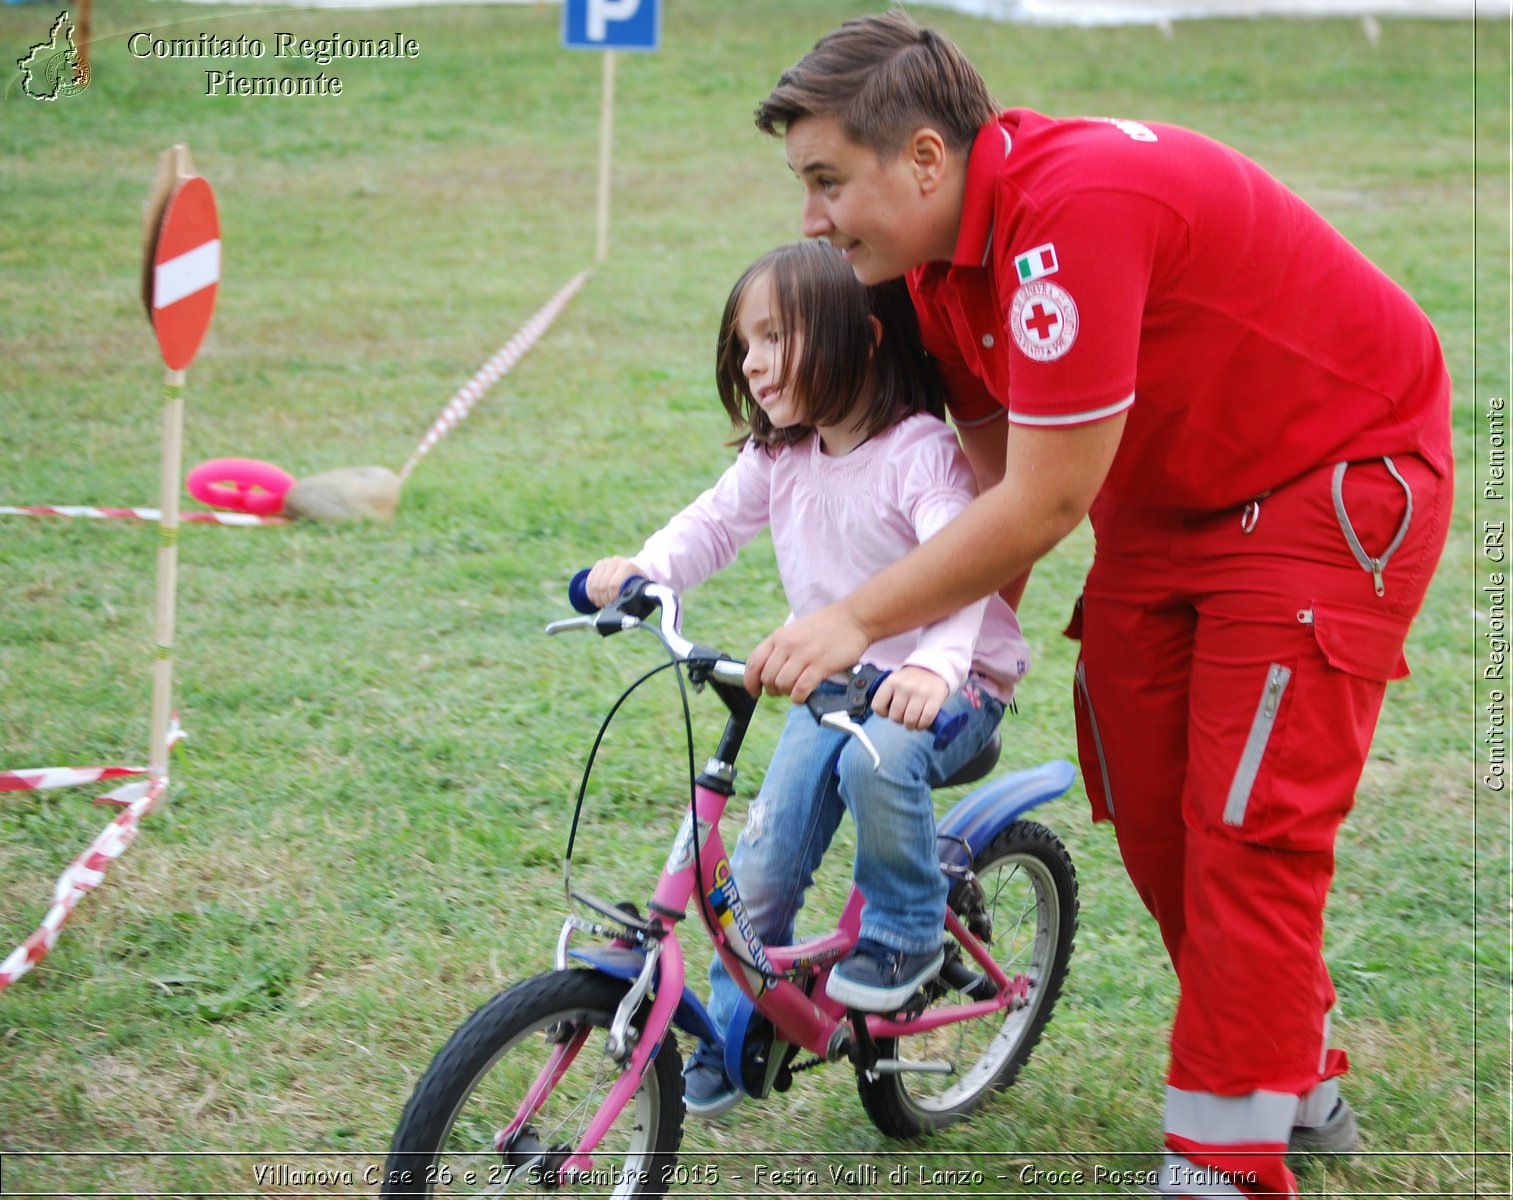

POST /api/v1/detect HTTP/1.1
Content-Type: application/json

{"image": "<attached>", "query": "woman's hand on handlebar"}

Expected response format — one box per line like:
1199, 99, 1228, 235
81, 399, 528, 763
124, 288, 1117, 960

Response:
745, 603, 870, 702
871, 665, 950, 731
586, 557, 647, 610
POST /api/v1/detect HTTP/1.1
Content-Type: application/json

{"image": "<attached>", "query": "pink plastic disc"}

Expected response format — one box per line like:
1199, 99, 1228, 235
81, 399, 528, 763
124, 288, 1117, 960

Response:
186, 458, 295, 516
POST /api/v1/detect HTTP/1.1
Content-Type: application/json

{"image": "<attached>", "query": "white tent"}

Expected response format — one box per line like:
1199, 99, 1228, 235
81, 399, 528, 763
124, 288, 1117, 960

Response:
183, 0, 1504, 11
916, 0, 1501, 23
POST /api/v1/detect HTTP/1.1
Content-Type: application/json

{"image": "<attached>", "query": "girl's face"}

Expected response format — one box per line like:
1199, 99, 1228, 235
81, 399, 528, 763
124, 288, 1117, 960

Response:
735, 273, 807, 430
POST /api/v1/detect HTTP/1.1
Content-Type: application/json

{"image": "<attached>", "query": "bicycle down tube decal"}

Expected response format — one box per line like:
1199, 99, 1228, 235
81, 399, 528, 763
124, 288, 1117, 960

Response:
708, 858, 775, 983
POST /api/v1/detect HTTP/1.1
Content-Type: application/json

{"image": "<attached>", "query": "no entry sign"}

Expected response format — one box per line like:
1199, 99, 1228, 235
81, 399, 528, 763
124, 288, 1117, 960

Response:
147, 174, 220, 371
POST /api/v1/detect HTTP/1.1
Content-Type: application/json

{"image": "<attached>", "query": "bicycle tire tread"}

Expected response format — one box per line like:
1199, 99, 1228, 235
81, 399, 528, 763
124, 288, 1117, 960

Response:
383, 970, 684, 1198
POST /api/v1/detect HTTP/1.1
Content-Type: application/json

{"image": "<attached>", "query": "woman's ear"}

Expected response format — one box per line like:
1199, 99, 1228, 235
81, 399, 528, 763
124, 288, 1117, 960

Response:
868, 313, 883, 352
909, 128, 948, 194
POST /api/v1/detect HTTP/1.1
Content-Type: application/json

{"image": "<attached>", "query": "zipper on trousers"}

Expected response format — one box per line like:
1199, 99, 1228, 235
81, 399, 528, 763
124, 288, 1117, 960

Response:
1074, 660, 1116, 818
1332, 457, 1414, 598
1224, 664, 1292, 827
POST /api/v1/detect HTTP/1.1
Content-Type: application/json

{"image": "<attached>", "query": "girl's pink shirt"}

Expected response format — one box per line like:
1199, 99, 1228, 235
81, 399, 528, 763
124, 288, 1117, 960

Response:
634, 413, 1029, 701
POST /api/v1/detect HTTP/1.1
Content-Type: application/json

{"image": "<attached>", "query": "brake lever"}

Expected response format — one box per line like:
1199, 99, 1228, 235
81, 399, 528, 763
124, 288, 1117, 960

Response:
807, 663, 968, 760
819, 710, 882, 769
544, 613, 643, 637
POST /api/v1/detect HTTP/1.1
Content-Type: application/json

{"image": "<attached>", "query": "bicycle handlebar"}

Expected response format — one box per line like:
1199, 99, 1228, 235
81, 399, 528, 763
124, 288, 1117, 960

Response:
554, 571, 747, 687
560, 570, 964, 751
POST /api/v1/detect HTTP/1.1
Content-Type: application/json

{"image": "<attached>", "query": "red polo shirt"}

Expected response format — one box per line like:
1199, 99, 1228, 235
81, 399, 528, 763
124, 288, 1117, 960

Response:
908, 110, 1451, 512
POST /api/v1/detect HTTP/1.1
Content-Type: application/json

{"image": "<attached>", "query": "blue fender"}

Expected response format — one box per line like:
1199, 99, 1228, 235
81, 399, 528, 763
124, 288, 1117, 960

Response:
937, 759, 1077, 874
566, 946, 724, 1049
721, 994, 757, 1097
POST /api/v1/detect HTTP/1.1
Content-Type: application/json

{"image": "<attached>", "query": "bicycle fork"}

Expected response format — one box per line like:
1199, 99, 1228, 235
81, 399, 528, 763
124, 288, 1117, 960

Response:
497, 935, 686, 1182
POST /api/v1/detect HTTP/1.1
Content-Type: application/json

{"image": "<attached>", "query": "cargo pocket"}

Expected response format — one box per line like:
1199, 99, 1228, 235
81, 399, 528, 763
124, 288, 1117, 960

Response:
1222, 602, 1411, 850
1306, 602, 1411, 682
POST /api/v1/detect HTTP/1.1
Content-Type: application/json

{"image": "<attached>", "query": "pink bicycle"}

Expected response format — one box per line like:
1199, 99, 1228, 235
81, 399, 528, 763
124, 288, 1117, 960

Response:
382, 578, 1078, 1198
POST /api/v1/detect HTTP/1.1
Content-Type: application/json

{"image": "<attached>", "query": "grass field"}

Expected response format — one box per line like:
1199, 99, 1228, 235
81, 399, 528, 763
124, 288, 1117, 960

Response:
1, 2, 1508, 1196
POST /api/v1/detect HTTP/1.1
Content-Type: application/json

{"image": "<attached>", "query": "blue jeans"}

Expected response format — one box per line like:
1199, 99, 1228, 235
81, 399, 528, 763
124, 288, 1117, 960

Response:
705, 679, 1005, 1037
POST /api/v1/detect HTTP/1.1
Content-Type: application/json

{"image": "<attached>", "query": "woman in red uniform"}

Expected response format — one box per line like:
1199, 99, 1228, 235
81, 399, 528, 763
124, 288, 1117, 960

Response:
744, 12, 1452, 1198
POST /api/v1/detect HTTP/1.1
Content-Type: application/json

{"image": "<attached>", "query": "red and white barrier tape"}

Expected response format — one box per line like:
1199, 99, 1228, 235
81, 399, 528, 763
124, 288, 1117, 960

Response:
399, 269, 590, 482
2, 724, 184, 797
1, 505, 287, 526
1, 765, 146, 793
0, 776, 167, 990
0, 722, 187, 988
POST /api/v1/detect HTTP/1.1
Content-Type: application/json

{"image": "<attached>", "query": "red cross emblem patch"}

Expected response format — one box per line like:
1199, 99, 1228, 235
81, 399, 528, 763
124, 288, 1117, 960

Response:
1010, 280, 1079, 362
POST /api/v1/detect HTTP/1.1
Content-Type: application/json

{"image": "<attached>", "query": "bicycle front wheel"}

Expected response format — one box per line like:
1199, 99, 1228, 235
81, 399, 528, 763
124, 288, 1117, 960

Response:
857, 819, 1078, 1138
383, 970, 684, 1198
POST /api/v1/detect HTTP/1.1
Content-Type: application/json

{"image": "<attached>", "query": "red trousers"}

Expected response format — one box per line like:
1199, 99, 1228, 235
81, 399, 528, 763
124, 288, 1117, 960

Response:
1069, 454, 1451, 1197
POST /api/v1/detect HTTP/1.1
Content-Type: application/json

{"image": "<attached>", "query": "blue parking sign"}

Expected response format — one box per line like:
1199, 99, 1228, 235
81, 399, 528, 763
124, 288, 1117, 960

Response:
562, 0, 660, 52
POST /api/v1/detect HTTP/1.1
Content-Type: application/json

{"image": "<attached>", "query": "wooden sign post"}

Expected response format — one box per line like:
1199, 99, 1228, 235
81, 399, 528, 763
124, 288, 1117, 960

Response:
562, 0, 661, 265
596, 50, 615, 264
141, 144, 220, 778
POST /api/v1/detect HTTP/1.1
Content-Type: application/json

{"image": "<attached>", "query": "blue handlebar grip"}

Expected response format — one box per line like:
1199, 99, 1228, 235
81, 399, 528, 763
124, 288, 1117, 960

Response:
930, 709, 969, 751
569, 570, 650, 614
868, 666, 969, 750
568, 569, 599, 614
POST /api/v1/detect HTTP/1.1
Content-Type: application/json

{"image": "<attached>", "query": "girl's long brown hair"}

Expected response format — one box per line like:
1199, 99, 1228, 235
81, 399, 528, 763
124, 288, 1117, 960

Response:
715, 241, 943, 449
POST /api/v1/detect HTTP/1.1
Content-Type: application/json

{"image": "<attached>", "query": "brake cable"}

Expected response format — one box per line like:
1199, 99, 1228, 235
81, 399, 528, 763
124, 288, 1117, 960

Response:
562, 658, 681, 896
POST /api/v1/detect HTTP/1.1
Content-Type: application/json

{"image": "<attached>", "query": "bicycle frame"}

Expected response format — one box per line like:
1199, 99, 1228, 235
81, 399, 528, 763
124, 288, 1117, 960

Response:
509, 580, 1059, 1181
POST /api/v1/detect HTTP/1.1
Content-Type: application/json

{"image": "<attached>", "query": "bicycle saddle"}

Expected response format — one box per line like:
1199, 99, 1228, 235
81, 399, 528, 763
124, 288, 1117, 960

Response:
937, 730, 1001, 790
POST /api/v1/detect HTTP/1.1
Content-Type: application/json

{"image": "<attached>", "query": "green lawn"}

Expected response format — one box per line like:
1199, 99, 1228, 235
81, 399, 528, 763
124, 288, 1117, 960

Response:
1, 2, 1507, 1196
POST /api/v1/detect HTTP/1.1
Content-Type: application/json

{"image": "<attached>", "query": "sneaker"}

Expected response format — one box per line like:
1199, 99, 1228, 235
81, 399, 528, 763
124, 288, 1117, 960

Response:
681, 1043, 742, 1118
1289, 1098, 1362, 1154
825, 939, 945, 1012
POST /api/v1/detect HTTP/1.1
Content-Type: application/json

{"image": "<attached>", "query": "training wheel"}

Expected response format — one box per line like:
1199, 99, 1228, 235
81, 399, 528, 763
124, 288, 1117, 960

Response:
186, 457, 295, 516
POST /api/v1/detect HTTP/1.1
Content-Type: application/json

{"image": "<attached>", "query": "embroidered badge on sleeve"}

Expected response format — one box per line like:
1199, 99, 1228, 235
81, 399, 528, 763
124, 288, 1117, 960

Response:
1013, 243, 1059, 283
1010, 280, 1079, 361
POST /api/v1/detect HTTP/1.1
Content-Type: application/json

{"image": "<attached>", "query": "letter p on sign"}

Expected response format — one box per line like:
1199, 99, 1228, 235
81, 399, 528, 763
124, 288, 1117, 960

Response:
563, 0, 659, 51
589, 0, 637, 41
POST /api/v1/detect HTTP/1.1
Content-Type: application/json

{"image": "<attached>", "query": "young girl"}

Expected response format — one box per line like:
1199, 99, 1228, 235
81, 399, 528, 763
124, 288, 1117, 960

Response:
584, 241, 1028, 1116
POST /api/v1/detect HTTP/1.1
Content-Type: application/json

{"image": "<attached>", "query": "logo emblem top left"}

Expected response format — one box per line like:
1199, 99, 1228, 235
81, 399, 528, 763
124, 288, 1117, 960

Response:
18, 11, 89, 101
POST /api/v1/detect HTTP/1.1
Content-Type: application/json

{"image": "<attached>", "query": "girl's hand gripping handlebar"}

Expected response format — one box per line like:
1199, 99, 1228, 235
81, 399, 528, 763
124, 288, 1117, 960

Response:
803, 663, 967, 768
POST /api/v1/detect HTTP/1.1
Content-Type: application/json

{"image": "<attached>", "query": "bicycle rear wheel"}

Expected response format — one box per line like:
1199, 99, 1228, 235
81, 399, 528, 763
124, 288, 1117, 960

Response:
383, 970, 684, 1197
857, 819, 1078, 1138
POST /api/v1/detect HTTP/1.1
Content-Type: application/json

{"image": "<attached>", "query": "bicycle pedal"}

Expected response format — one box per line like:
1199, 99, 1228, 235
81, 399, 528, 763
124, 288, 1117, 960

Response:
891, 991, 931, 1021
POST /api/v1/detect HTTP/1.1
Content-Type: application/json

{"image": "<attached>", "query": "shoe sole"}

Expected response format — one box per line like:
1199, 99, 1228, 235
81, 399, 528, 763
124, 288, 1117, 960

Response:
1289, 1100, 1361, 1155
824, 947, 945, 1012
683, 1088, 743, 1119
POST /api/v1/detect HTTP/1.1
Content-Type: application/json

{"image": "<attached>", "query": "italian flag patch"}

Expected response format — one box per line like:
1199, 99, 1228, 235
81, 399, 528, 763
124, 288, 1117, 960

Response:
1014, 243, 1059, 283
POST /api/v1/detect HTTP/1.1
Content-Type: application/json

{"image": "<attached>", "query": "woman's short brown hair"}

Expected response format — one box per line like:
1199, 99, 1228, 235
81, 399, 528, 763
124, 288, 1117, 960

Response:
755, 9, 997, 159
716, 241, 943, 450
